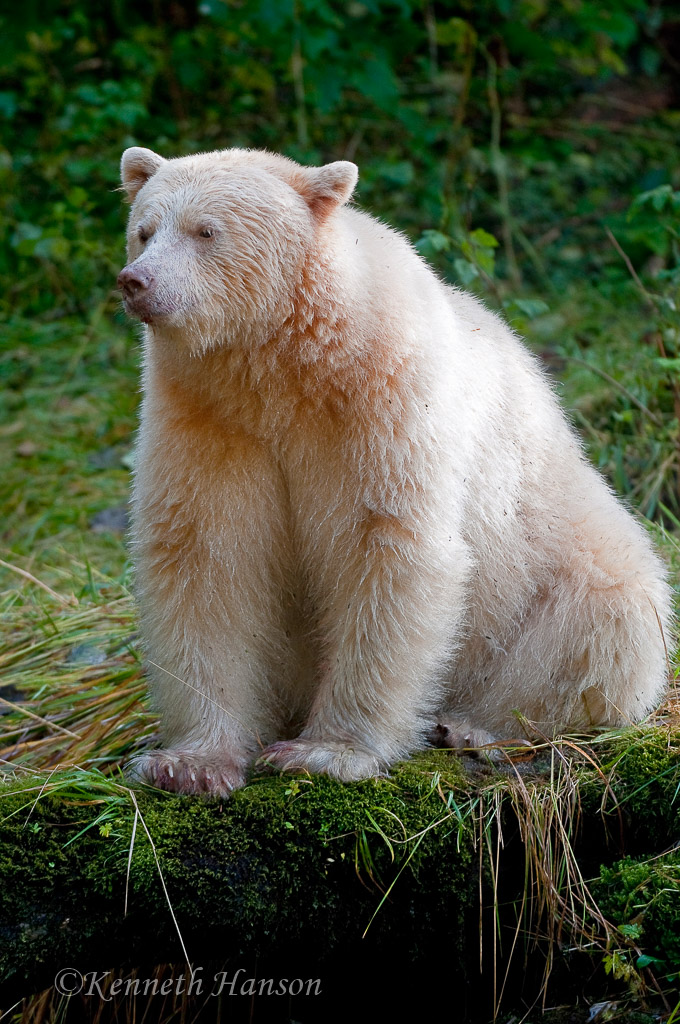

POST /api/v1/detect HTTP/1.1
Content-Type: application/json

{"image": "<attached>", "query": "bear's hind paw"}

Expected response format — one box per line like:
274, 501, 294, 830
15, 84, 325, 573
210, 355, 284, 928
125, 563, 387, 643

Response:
429, 719, 531, 761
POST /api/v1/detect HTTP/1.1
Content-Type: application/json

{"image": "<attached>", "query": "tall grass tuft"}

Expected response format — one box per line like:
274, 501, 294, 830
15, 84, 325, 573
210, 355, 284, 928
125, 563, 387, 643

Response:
0, 556, 156, 772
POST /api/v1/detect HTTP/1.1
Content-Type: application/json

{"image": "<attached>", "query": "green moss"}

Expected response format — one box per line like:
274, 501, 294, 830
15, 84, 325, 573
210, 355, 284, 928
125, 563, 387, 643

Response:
0, 757, 478, 993
584, 729, 680, 849
125, 758, 478, 960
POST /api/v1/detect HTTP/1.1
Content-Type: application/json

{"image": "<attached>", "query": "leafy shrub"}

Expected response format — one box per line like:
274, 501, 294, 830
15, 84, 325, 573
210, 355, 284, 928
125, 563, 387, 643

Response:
0, 0, 675, 316
597, 853, 680, 988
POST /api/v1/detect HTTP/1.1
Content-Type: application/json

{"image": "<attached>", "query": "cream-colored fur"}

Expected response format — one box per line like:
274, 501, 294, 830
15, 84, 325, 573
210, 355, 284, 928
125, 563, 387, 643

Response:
117, 146, 673, 797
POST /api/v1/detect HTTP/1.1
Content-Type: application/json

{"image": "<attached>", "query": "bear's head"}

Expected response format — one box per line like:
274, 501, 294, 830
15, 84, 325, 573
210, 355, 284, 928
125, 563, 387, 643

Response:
117, 147, 358, 352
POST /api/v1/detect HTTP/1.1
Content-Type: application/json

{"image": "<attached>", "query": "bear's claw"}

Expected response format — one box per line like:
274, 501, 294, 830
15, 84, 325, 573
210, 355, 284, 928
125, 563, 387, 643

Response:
127, 749, 246, 799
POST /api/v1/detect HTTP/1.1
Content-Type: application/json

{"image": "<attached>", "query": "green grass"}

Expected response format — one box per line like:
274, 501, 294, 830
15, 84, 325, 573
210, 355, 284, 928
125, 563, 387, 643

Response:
1, 301, 137, 587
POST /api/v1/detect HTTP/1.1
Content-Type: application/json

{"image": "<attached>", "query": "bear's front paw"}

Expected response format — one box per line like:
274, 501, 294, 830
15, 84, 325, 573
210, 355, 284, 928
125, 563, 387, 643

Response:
127, 749, 247, 799
259, 738, 386, 782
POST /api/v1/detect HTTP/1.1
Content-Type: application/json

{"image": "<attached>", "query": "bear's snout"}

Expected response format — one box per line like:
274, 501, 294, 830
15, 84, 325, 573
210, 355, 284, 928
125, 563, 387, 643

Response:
118, 264, 159, 322
118, 264, 155, 299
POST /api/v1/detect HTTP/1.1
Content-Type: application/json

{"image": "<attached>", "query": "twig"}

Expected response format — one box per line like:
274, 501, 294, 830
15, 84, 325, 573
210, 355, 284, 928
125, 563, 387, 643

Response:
564, 354, 663, 427
605, 226, 655, 307
485, 51, 521, 289
604, 226, 680, 504
291, 0, 308, 149
125, 806, 139, 917
423, 0, 438, 80
0, 1001, 22, 1022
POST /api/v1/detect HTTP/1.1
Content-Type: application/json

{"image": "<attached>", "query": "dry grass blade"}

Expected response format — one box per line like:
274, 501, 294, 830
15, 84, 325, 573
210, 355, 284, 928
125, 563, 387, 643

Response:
127, 788, 194, 973
0, 695, 81, 739
0, 559, 78, 607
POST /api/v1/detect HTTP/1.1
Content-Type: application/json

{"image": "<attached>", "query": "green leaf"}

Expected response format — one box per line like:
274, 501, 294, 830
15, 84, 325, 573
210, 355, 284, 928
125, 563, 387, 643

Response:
618, 922, 642, 938
349, 54, 400, 108
640, 45, 661, 77
469, 228, 499, 249
654, 358, 680, 373
453, 258, 479, 286
416, 229, 451, 253
375, 160, 414, 186
11, 223, 42, 249
636, 954, 663, 969
505, 298, 550, 319
0, 91, 17, 119
33, 236, 69, 261
460, 231, 497, 275
436, 18, 476, 50
198, 0, 230, 22
67, 187, 89, 208
629, 185, 680, 219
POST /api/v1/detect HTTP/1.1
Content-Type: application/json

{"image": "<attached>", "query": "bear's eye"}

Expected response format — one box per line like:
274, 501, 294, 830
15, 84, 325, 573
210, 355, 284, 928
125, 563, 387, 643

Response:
198, 228, 214, 239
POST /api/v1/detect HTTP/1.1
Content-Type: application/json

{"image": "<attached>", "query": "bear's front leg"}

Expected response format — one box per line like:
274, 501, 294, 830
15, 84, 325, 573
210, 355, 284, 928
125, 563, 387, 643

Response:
128, 428, 293, 799
262, 517, 471, 781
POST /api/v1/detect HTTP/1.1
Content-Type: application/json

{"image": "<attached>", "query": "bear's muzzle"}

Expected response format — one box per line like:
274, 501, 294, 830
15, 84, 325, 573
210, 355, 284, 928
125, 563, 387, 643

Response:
118, 264, 158, 323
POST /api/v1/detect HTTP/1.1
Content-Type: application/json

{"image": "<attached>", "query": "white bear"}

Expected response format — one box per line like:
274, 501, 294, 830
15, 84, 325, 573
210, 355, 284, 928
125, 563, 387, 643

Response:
117, 146, 673, 797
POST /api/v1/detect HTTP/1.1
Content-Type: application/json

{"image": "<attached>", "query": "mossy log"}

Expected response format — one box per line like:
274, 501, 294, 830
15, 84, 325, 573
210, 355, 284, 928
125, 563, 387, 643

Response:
1, 734, 679, 1021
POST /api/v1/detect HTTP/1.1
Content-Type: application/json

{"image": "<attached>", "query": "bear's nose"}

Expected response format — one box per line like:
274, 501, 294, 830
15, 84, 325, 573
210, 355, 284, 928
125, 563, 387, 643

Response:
118, 265, 155, 298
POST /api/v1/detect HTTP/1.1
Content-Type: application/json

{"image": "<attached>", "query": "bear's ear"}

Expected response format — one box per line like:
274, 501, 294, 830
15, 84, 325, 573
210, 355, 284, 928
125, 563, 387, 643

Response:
120, 147, 165, 202
298, 161, 358, 220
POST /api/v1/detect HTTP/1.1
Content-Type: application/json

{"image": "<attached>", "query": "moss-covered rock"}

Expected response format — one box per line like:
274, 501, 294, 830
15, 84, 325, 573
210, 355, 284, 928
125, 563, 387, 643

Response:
0, 754, 481, 1000
590, 730, 680, 849
2, 732, 680, 1020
